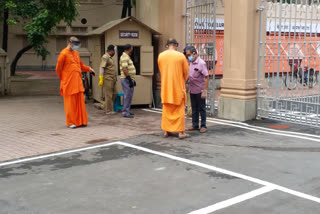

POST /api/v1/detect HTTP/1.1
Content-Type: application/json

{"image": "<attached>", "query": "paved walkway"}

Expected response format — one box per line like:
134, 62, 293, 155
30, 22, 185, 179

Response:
0, 96, 166, 162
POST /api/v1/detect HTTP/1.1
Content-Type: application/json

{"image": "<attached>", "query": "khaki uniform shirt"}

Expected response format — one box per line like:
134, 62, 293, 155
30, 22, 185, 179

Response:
119, 52, 136, 79
100, 53, 116, 80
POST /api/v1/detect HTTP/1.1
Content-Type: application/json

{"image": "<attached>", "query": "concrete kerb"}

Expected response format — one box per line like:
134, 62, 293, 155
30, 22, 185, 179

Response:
142, 108, 320, 142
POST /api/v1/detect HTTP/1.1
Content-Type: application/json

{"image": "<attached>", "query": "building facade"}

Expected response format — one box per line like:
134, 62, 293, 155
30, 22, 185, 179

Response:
0, 0, 193, 71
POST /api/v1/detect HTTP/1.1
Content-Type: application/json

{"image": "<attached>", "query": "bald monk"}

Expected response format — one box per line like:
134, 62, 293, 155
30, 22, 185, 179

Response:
56, 37, 95, 128
158, 38, 190, 139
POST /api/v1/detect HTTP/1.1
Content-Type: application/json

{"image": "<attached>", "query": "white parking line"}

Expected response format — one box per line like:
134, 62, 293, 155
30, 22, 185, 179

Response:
143, 109, 320, 143
1, 141, 320, 210
0, 142, 119, 167
188, 186, 275, 214
116, 141, 320, 204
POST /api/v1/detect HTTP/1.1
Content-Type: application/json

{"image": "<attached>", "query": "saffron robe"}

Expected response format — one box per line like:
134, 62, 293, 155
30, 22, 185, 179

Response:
56, 48, 90, 126
158, 50, 189, 132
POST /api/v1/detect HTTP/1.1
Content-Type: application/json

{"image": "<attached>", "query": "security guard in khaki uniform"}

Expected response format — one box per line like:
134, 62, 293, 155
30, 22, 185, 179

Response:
98, 45, 117, 115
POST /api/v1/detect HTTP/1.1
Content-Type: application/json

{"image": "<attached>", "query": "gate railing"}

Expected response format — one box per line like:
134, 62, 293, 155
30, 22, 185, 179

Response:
186, 0, 217, 116
257, 0, 320, 126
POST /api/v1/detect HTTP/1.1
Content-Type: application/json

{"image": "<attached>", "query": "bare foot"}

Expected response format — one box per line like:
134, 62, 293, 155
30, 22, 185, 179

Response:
164, 131, 169, 138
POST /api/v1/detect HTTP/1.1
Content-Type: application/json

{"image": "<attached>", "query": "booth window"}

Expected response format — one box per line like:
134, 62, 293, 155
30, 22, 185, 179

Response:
117, 46, 140, 75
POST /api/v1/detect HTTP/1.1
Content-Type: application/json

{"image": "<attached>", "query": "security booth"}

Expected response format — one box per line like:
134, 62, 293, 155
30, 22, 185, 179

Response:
87, 16, 160, 106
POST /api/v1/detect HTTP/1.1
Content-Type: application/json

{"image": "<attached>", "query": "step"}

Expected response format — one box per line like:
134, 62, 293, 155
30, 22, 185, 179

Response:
9, 71, 60, 96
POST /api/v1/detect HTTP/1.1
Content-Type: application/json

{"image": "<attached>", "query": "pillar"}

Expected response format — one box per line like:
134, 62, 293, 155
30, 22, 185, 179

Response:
218, 0, 261, 121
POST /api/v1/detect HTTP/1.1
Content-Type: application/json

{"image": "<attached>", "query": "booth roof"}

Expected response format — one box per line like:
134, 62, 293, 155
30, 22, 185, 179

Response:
87, 16, 161, 36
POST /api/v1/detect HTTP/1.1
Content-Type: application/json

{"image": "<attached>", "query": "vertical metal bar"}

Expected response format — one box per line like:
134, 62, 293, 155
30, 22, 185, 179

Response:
266, 3, 274, 100
316, 0, 320, 123
282, 3, 288, 113
292, 0, 298, 122
186, 0, 189, 50
205, 0, 209, 113
257, 0, 265, 118
307, 0, 314, 113
288, 0, 293, 109
314, 0, 320, 122
271, 2, 278, 118
301, 0, 308, 105
209, 0, 217, 116
276, 1, 283, 119
284, 0, 291, 121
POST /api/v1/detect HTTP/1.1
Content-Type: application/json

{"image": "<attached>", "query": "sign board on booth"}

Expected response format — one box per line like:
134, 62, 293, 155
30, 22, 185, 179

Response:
119, 31, 139, 39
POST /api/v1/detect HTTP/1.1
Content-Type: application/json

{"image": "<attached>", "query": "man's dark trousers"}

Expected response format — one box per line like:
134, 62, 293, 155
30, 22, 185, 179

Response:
190, 93, 207, 128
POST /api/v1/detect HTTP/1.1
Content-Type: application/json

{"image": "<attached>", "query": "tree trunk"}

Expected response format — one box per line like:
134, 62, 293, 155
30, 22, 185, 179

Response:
10, 45, 33, 76
2, 9, 8, 52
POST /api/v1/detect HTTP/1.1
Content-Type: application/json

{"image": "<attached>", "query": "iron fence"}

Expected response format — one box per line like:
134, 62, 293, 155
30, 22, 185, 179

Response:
258, 0, 320, 126
186, 0, 217, 116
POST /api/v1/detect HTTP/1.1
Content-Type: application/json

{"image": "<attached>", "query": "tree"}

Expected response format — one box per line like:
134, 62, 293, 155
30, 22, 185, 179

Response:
0, 1, 9, 52
0, 0, 79, 76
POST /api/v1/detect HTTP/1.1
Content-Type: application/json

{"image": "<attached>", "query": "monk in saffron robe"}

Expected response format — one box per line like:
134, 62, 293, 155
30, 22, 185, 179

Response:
158, 38, 190, 139
56, 37, 95, 128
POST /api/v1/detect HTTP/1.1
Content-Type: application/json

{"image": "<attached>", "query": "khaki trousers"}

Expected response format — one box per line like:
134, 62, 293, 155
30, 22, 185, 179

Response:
187, 92, 192, 117
103, 78, 118, 112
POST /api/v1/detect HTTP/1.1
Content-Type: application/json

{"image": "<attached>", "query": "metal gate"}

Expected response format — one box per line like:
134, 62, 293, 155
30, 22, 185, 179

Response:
257, 0, 320, 127
186, 0, 217, 116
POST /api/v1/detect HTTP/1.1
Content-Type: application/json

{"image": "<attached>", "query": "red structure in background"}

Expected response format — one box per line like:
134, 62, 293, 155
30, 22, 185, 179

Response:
193, 30, 224, 77
194, 30, 320, 76
265, 32, 320, 75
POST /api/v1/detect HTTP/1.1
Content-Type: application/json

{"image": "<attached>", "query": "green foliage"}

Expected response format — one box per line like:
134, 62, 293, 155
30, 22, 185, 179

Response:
5, 1, 17, 9
1, 0, 79, 60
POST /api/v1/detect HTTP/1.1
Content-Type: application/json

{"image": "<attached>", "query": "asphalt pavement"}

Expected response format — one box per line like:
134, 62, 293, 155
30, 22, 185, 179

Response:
1, 115, 320, 214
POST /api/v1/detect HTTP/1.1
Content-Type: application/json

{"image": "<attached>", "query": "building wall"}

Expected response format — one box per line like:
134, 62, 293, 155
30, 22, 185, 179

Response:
2, 0, 225, 71
136, 0, 187, 52
2, 0, 124, 71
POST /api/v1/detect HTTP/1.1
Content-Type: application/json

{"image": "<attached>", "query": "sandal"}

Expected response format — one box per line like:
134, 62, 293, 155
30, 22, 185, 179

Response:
179, 133, 191, 139
200, 127, 207, 133
106, 111, 116, 115
187, 127, 200, 131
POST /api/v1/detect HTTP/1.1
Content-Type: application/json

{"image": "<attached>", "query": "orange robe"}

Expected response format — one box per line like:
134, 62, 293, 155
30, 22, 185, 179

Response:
158, 50, 189, 132
56, 48, 90, 126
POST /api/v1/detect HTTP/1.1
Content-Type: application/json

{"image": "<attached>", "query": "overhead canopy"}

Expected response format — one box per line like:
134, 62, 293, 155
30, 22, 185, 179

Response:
87, 16, 161, 36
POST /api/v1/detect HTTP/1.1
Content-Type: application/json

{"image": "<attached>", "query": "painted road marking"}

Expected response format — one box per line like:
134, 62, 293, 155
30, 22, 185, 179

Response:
143, 108, 320, 143
116, 142, 320, 204
188, 186, 275, 214
1, 141, 320, 211
0, 142, 119, 167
